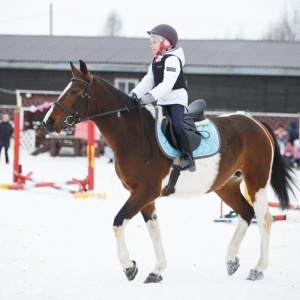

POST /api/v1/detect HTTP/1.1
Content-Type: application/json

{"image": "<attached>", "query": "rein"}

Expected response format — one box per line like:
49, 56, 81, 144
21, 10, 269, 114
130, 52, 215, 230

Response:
53, 76, 154, 164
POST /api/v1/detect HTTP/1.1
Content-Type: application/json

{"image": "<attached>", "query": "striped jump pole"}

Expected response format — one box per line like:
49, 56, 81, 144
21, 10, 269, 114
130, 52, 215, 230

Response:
13, 105, 21, 183
87, 120, 95, 191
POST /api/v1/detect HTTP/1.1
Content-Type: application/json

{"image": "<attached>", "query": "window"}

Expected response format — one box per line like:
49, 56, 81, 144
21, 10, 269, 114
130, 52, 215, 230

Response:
115, 78, 139, 94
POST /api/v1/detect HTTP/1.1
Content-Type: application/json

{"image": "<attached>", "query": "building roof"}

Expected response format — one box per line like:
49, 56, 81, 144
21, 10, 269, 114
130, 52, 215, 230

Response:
1, 35, 300, 76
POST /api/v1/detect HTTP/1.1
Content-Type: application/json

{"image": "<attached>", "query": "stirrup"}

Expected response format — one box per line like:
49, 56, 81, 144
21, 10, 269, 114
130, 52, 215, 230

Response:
179, 153, 196, 172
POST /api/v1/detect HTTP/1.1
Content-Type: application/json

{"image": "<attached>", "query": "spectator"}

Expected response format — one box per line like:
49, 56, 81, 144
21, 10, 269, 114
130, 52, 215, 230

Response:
287, 120, 299, 145
283, 142, 294, 167
274, 124, 288, 155
104, 143, 114, 163
0, 114, 13, 164
293, 139, 300, 170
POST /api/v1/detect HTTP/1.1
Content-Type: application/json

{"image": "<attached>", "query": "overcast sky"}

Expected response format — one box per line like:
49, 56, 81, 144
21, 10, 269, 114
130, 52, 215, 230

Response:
0, 0, 298, 40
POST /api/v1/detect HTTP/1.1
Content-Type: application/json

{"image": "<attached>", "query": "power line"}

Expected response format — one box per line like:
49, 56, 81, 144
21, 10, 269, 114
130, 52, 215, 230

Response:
0, 11, 287, 27
0, 88, 16, 95
0, 14, 48, 24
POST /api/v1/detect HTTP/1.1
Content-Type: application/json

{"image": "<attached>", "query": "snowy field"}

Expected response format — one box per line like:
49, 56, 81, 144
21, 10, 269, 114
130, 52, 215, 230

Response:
0, 147, 300, 300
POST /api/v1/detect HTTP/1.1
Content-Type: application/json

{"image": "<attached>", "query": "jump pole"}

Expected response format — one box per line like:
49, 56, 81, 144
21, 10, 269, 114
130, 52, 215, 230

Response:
13, 105, 21, 183
87, 120, 94, 191
9, 107, 95, 192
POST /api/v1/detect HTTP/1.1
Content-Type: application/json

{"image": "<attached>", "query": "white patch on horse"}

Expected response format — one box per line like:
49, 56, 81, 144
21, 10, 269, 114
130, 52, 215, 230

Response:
146, 211, 167, 275
218, 112, 245, 118
43, 105, 55, 123
44, 82, 72, 123
145, 104, 156, 118
113, 219, 133, 270
58, 82, 72, 101
164, 153, 221, 197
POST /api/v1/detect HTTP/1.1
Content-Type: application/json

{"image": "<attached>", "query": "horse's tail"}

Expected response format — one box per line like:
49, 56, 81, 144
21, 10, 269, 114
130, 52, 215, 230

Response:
262, 121, 298, 210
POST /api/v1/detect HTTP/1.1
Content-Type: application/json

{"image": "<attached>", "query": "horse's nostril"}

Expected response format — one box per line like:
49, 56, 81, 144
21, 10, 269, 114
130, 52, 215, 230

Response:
43, 118, 53, 126
43, 118, 54, 132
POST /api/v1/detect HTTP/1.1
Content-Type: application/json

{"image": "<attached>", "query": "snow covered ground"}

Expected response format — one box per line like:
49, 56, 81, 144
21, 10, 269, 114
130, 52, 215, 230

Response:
0, 148, 300, 300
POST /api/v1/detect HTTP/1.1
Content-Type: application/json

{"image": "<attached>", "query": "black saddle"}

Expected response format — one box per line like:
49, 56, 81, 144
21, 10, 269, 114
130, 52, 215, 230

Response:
161, 99, 207, 151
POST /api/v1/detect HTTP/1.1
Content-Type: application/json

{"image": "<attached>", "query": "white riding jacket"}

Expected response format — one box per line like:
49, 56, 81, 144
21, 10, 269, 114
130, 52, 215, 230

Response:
131, 47, 188, 107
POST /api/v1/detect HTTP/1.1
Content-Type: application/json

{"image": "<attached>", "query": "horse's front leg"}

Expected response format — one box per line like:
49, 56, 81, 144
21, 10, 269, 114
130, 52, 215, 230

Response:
141, 203, 167, 283
112, 186, 162, 282
113, 200, 139, 281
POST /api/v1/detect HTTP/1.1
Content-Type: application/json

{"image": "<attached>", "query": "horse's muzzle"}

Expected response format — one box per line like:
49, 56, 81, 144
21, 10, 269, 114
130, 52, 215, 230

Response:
42, 118, 56, 133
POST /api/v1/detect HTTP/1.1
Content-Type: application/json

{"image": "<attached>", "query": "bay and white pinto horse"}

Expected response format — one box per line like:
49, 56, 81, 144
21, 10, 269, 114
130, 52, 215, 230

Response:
43, 60, 297, 283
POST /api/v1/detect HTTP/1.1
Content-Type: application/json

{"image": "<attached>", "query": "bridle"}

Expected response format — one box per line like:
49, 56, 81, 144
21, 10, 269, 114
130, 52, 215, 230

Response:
53, 76, 141, 128
53, 76, 93, 128
52, 76, 154, 164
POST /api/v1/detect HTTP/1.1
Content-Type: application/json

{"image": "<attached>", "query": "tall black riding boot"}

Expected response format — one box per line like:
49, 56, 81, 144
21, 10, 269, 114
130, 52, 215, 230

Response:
177, 131, 196, 172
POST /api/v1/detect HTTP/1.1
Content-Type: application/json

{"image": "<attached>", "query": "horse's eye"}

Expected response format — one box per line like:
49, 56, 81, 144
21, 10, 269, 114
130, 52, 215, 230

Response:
72, 90, 79, 95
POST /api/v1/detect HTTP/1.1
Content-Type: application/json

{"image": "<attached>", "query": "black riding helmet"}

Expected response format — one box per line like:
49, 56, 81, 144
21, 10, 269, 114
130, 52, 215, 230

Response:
147, 24, 178, 48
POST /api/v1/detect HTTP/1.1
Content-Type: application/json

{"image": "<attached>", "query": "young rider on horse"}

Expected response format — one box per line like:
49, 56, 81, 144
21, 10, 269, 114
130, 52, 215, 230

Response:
128, 24, 196, 172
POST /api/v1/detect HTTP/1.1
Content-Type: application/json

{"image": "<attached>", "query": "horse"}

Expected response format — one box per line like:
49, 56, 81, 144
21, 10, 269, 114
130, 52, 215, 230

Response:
43, 60, 297, 283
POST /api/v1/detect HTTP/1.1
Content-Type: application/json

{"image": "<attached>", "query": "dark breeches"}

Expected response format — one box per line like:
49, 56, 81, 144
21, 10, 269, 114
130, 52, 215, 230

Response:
165, 104, 185, 135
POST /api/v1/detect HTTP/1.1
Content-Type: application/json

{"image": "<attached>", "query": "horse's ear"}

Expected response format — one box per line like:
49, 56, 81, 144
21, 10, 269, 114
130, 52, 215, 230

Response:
70, 62, 80, 77
79, 60, 92, 80
79, 60, 88, 75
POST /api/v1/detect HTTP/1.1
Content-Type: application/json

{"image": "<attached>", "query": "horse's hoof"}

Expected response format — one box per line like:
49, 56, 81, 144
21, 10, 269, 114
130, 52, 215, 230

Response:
247, 269, 264, 281
227, 257, 240, 275
124, 260, 138, 281
144, 273, 163, 284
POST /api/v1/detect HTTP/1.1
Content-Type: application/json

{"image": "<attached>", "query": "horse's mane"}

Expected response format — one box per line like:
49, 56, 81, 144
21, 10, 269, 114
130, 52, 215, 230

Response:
96, 75, 129, 100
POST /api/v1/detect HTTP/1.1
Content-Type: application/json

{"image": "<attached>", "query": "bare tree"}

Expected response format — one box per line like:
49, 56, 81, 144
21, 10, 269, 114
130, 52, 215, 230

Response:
103, 11, 123, 37
263, 3, 300, 41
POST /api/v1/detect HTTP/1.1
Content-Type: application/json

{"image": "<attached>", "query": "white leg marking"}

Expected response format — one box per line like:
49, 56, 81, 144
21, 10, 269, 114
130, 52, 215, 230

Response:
253, 187, 272, 271
113, 219, 133, 270
146, 211, 167, 275
226, 215, 248, 263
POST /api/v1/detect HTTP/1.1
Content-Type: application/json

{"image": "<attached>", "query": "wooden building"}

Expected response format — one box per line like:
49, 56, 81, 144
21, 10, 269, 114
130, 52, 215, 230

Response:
1, 35, 300, 114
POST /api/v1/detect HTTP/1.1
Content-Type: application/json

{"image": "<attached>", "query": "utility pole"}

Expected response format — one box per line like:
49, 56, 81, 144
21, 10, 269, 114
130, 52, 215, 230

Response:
50, 3, 53, 36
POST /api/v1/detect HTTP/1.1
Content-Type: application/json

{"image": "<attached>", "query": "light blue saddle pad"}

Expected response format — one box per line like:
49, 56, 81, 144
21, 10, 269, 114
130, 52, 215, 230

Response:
155, 111, 221, 160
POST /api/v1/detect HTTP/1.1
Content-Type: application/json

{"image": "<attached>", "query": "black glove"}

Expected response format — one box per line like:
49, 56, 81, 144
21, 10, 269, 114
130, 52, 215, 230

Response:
128, 92, 137, 101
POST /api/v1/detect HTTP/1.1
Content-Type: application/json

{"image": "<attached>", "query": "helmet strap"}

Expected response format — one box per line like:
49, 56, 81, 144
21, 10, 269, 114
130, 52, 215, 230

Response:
153, 37, 172, 62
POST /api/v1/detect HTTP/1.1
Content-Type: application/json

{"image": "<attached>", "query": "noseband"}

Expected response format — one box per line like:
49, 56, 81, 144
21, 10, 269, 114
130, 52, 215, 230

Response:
53, 76, 94, 128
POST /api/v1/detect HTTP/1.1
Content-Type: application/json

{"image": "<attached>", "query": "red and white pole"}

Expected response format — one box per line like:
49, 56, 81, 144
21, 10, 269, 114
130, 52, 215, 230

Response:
13, 105, 21, 183
87, 121, 95, 190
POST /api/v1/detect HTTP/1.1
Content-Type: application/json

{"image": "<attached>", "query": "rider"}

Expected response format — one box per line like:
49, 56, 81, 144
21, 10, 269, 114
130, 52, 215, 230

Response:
128, 24, 196, 172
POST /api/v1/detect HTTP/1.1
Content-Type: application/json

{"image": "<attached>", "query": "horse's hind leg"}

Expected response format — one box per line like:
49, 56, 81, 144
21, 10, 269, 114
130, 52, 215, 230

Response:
215, 178, 255, 277
247, 186, 273, 280
141, 203, 167, 283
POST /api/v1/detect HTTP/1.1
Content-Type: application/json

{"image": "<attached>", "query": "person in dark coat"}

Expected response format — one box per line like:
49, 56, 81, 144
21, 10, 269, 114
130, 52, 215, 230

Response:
288, 120, 299, 145
0, 114, 13, 164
